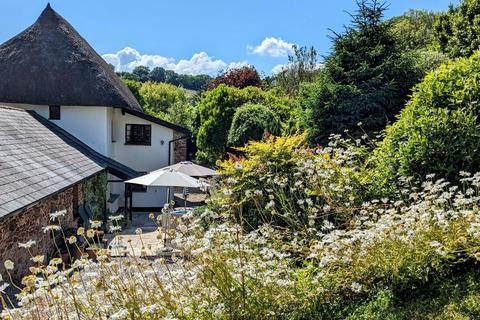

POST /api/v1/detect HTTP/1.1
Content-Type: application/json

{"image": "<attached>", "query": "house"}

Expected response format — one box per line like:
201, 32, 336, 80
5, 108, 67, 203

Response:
0, 4, 190, 214
0, 106, 139, 278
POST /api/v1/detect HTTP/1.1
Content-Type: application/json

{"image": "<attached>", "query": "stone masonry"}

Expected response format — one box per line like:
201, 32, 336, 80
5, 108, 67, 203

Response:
0, 174, 99, 281
173, 130, 188, 164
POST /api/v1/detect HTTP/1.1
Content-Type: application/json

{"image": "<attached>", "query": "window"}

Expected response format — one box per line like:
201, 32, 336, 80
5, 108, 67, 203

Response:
49, 105, 61, 120
125, 124, 151, 145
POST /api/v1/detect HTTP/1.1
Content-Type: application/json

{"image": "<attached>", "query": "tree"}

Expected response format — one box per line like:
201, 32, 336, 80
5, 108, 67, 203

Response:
132, 66, 151, 82
227, 104, 281, 147
149, 67, 166, 83
196, 85, 293, 165
305, 0, 420, 144
435, 0, 480, 58
122, 79, 144, 105
389, 9, 439, 51
139, 82, 188, 114
209, 66, 262, 89
274, 45, 319, 95
373, 53, 480, 187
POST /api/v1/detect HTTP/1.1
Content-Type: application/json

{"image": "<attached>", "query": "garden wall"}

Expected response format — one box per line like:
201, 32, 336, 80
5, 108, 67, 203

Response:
0, 174, 99, 281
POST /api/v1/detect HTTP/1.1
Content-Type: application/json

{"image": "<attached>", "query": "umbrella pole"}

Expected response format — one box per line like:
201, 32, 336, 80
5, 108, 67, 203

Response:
164, 187, 170, 248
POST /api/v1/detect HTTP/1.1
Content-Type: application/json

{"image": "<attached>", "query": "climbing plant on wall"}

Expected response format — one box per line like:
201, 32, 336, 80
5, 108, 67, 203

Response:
84, 172, 107, 218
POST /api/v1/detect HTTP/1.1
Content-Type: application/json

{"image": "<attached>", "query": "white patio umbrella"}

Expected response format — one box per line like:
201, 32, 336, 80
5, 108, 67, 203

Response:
125, 169, 203, 248
155, 161, 219, 177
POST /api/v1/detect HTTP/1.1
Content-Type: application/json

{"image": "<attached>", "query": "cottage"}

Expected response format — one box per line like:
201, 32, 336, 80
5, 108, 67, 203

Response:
0, 4, 190, 214
0, 106, 140, 278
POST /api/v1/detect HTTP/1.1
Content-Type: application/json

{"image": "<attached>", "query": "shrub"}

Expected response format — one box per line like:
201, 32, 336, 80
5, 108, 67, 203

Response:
373, 53, 480, 186
227, 104, 281, 147
196, 85, 293, 165
209, 66, 262, 89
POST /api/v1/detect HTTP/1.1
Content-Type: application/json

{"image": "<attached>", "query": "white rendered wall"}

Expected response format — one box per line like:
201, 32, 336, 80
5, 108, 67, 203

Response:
2, 103, 109, 155
110, 108, 173, 208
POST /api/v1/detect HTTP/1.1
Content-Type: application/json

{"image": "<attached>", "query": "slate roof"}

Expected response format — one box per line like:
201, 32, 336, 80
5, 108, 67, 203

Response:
0, 107, 139, 218
0, 4, 142, 111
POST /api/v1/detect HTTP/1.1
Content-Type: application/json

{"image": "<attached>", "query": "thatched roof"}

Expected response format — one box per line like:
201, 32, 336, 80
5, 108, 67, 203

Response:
0, 4, 142, 110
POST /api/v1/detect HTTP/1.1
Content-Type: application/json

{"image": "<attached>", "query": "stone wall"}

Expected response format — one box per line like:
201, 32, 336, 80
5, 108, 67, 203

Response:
0, 173, 99, 281
173, 130, 188, 164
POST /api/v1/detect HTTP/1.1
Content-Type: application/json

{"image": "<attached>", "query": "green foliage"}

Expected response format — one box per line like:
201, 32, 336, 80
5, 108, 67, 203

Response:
84, 172, 107, 218
119, 66, 211, 91
196, 84, 293, 165
139, 81, 188, 114
373, 53, 480, 185
304, 0, 421, 144
389, 9, 440, 51
122, 79, 144, 105
227, 103, 281, 147
435, 0, 480, 58
273, 45, 320, 95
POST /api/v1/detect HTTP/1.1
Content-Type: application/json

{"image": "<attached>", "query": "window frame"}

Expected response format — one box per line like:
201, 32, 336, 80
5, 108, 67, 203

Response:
49, 105, 61, 120
125, 124, 152, 146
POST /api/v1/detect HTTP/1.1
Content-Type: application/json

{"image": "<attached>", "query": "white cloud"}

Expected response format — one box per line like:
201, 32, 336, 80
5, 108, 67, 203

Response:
248, 37, 294, 57
102, 47, 247, 76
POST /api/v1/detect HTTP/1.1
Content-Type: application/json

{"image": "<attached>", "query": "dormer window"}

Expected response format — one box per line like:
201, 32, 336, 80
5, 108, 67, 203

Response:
49, 105, 61, 120
125, 124, 151, 145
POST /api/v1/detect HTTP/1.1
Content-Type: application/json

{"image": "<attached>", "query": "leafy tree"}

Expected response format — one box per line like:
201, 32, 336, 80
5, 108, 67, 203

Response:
304, 0, 420, 144
209, 66, 262, 89
139, 82, 188, 114
196, 85, 293, 164
389, 9, 439, 51
227, 103, 281, 147
373, 54, 480, 186
122, 79, 144, 105
274, 45, 320, 95
149, 67, 166, 83
435, 0, 480, 58
132, 66, 151, 82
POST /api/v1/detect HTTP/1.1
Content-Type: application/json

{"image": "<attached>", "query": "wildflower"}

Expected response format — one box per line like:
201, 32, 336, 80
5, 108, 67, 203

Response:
49, 210, 66, 221
42, 225, 61, 233
86, 229, 95, 238
110, 225, 122, 233
4, 260, 14, 271
351, 282, 362, 293
265, 200, 275, 210
31, 255, 44, 263
135, 228, 143, 235
18, 240, 36, 249
149, 212, 155, 220
90, 220, 102, 228
68, 236, 77, 244
77, 227, 85, 236
49, 258, 62, 266
223, 189, 233, 196
109, 215, 124, 222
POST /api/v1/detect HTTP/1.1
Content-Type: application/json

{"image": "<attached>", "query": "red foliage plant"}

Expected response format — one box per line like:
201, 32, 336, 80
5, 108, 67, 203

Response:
209, 66, 262, 89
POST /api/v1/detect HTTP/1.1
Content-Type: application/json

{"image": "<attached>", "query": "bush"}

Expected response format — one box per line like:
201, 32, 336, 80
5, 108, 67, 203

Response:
227, 104, 281, 147
196, 85, 293, 165
373, 53, 480, 186
139, 81, 188, 114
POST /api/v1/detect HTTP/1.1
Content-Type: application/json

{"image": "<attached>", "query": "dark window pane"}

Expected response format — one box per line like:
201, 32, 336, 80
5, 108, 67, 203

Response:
49, 105, 61, 120
125, 124, 151, 145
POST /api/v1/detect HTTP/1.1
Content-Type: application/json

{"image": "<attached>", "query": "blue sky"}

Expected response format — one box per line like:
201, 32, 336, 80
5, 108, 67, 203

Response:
0, 0, 459, 76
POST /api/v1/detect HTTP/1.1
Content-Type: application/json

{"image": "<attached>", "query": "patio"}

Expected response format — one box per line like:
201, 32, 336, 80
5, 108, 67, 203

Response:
104, 211, 175, 257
